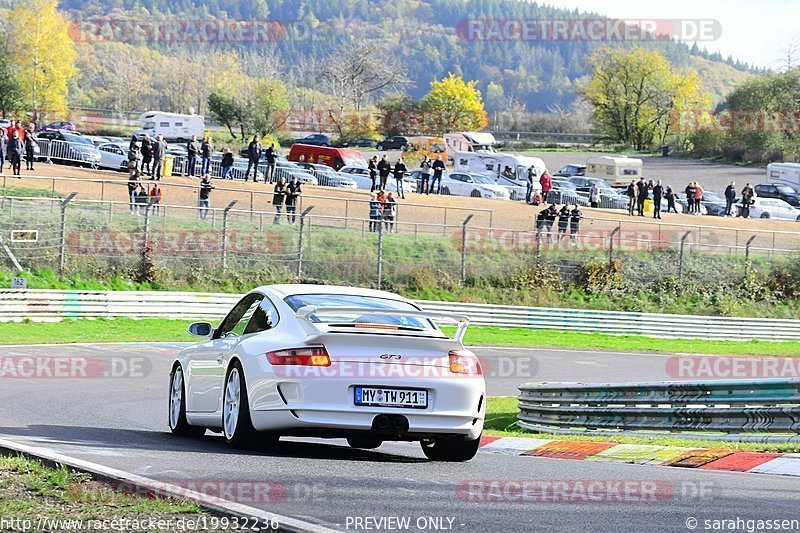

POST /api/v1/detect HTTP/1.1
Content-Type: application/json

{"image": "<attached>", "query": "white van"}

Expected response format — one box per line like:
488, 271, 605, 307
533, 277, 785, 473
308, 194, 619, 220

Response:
586, 156, 643, 188
134, 112, 205, 142
444, 132, 497, 162
453, 151, 547, 200
766, 162, 800, 189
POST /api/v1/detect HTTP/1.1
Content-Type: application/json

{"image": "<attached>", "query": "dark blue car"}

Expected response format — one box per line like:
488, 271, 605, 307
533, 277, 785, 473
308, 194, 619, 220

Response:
292, 134, 331, 147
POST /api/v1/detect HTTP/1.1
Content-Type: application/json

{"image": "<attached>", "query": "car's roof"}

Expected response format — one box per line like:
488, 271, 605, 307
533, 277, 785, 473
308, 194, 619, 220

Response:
258, 284, 410, 302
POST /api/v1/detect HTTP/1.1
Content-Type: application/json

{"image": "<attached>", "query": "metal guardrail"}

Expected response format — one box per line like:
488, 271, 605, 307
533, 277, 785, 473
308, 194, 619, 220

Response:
517, 379, 800, 442
1, 290, 799, 341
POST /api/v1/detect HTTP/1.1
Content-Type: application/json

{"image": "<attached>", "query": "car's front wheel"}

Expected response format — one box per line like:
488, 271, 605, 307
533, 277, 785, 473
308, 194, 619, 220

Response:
760, 212, 770, 219
169, 366, 205, 437
376, 144, 384, 151
223, 361, 257, 448
420, 434, 481, 462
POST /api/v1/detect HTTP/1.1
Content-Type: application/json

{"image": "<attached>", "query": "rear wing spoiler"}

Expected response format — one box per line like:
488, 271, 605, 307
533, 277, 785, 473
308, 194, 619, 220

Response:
295, 306, 470, 343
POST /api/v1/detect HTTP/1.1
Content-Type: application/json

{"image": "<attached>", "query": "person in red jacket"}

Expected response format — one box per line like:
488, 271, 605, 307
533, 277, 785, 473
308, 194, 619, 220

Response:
539, 171, 553, 203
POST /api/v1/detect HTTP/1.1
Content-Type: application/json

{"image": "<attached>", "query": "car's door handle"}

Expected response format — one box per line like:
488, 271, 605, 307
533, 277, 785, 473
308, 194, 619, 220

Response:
216, 354, 225, 365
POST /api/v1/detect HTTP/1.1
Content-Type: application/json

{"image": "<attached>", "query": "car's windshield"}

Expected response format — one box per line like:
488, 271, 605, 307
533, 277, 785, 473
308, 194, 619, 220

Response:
470, 175, 494, 184
284, 294, 438, 332
777, 186, 798, 194
704, 192, 725, 202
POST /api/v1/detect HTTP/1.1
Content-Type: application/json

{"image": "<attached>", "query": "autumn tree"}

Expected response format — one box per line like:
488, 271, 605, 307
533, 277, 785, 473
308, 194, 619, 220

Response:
581, 47, 709, 150
8, 0, 77, 121
419, 74, 488, 134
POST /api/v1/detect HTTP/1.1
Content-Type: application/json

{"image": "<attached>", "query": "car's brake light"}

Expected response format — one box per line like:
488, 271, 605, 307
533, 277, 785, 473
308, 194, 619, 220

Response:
266, 346, 331, 367
449, 350, 482, 375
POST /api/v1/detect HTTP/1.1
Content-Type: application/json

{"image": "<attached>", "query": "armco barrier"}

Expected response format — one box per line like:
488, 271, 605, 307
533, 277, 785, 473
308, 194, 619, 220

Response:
518, 379, 800, 442
1, 290, 799, 341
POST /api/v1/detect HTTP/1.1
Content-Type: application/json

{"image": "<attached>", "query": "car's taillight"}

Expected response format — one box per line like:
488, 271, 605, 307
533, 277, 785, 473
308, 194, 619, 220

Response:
449, 350, 482, 375
266, 346, 331, 367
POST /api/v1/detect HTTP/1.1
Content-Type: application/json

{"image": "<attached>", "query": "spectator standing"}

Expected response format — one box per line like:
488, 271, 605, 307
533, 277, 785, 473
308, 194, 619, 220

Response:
0, 127, 7, 174
220, 148, 234, 179
741, 183, 755, 218
186, 135, 199, 177
265, 144, 276, 183
198, 174, 214, 219
128, 142, 142, 178
589, 182, 601, 208
24, 125, 35, 170
636, 177, 648, 216
377, 155, 391, 190
544, 204, 558, 244
200, 136, 212, 176
539, 170, 553, 203
626, 180, 638, 216
526, 165, 536, 204
150, 183, 162, 215
665, 186, 677, 213
693, 182, 704, 215
429, 158, 445, 194
286, 175, 302, 225
652, 180, 663, 219
272, 176, 286, 225
127, 172, 140, 214
368, 192, 381, 232
569, 205, 583, 244
135, 185, 149, 216
393, 157, 407, 199
141, 135, 153, 176
724, 181, 736, 217
8, 132, 22, 177
535, 208, 547, 245
367, 155, 378, 192
557, 205, 570, 243
246, 135, 261, 182
152, 134, 167, 181
420, 157, 431, 194
129, 134, 138, 152
685, 182, 696, 214
383, 192, 397, 232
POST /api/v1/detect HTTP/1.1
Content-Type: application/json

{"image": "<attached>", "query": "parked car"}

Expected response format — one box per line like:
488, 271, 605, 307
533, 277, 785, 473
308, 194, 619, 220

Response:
97, 142, 130, 171
568, 176, 628, 209
40, 120, 77, 132
341, 165, 416, 193
754, 184, 800, 207
85, 135, 113, 147
494, 174, 528, 201
376, 136, 408, 151
700, 192, 727, 216
292, 134, 331, 147
210, 153, 262, 181
674, 193, 706, 215
0, 119, 11, 130
550, 179, 589, 206
440, 172, 511, 200
295, 162, 358, 189
36, 130, 101, 167
554, 164, 586, 177
275, 161, 319, 185
342, 138, 376, 148
737, 198, 800, 221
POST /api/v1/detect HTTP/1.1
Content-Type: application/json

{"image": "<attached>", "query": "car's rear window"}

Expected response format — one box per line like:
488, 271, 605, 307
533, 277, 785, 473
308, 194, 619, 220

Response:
284, 294, 437, 332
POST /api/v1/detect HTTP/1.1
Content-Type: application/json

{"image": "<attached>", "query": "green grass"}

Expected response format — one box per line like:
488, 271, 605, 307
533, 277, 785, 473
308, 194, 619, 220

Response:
1, 185, 62, 198
3, 318, 799, 358
484, 397, 800, 453
0, 454, 202, 519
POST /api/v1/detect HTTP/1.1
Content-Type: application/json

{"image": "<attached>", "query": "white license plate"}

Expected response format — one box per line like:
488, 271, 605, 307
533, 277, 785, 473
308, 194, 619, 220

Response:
354, 387, 428, 409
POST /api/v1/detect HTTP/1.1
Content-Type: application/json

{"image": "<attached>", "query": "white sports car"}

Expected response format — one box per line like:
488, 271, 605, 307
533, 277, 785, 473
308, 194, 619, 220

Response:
169, 284, 486, 461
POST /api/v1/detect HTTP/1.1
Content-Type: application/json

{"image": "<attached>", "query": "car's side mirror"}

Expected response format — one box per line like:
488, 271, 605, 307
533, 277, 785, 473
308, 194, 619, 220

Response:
188, 322, 213, 337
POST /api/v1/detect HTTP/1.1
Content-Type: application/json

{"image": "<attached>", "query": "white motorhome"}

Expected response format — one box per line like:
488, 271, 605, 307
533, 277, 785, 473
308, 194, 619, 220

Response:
444, 132, 497, 162
766, 163, 800, 189
134, 112, 205, 142
586, 155, 643, 187
453, 151, 547, 200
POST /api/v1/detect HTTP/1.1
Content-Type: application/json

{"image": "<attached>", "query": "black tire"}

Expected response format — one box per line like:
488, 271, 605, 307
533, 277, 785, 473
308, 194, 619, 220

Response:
420, 434, 481, 462
760, 212, 770, 219
401, 144, 408, 151
346, 436, 383, 449
441, 186, 450, 195
222, 361, 257, 448
376, 144, 384, 151
176, 138, 186, 143
470, 189, 481, 198
321, 143, 329, 147
168, 366, 205, 437
796, 215, 800, 222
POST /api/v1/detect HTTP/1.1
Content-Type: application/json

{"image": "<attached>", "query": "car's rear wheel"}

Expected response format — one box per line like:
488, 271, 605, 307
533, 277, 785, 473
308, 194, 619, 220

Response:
223, 361, 257, 448
760, 212, 770, 219
420, 434, 481, 462
441, 186, 450, 195
169, 366, 205, 437
346, 436, 383, 449
376, 144, 384, 151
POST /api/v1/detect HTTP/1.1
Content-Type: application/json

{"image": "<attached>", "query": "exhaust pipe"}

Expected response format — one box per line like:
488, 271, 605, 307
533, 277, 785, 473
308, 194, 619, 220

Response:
392, 415, 409, 432
374, 415, 391, 430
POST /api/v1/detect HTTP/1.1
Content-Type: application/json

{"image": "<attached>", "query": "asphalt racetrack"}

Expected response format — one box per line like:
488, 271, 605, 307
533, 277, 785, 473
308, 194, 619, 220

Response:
1, 343, 798, 532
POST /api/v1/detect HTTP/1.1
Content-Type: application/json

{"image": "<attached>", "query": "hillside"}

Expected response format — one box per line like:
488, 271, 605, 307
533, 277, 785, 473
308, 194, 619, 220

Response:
62, 0, 755, 112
